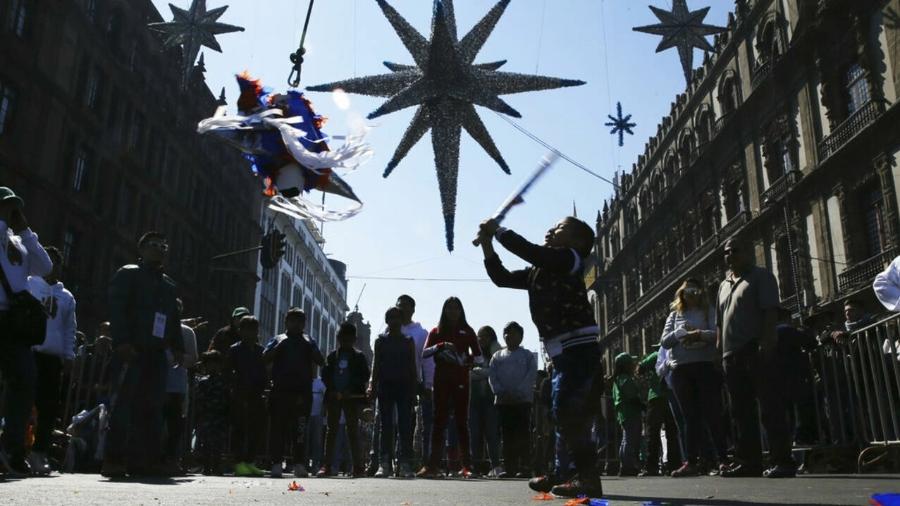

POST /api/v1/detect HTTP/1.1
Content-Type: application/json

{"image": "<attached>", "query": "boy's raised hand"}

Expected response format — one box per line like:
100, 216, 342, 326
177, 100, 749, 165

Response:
473, 219, 500, 247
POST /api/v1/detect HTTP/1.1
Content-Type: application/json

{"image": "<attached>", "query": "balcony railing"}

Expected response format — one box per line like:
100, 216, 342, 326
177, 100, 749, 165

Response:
761, 169, 800, 206
838, 247, 898, 293
818, 100, 883, 160
713, 113, 733, 137
718, 209, 751, 239
751, 58, 773, 89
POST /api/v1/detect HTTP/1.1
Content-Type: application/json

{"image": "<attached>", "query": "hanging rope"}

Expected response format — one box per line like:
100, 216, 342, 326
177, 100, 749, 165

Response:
492, 111, 620, 189
534, 0, 547, 73
288, 0, 316, 88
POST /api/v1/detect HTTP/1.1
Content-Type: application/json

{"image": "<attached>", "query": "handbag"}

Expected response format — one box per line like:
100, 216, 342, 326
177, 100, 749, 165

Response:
0, 259, 48, 346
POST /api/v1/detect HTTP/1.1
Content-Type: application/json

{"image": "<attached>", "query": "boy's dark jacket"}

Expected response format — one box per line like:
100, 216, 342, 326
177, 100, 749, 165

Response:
322, 347, 370, 398
484, 229, 597, 344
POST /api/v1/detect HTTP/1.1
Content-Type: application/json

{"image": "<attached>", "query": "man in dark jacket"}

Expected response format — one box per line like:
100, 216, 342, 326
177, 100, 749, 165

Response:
209, 306, 251, 352
102, 231, 184, 478
317, 322, 370, 477
264, 308, 325, 478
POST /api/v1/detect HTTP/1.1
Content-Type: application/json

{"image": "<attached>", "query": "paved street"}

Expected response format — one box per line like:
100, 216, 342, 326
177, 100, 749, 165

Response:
1, 473, 897, 505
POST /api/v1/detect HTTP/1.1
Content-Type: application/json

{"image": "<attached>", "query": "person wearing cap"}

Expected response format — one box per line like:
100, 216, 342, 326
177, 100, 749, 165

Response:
102, 231, 184, 478
638, 346, 681, 477
612, 352, 642, 476
0, 186, 53, 476
209, 306, 251, 353
717, 239, 794, 478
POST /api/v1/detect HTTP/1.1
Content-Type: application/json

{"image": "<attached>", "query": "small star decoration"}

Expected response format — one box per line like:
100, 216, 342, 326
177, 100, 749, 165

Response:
308, 0, 584, 251
632, 0, 726, 85
148, 0, 244, 89
605, 102, 636, 147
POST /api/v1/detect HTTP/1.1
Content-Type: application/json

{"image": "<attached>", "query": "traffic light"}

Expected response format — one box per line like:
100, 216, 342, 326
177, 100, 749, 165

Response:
259, 230, 287, 269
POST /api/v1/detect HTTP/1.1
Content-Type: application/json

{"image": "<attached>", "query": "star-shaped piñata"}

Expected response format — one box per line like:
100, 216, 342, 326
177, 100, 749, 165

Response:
308, 0, 584, 251
632, 0, 726, 85
605, 102, 636, 147
148, 0, 244, 89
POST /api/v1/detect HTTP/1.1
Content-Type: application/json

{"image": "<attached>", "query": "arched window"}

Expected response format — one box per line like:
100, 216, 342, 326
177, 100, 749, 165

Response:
663, 156, 676, 188
718, 73, 741, 115
678, 131, 696, 171
696, 109, 713, 145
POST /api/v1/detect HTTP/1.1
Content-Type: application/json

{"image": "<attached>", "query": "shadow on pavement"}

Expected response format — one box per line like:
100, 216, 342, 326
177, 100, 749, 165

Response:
100, 476, 195, 485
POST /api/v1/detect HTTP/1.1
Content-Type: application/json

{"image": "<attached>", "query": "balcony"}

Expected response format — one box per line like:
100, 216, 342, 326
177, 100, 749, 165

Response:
713, 113, 733, 137
761, 170, 800, 206
838, 247, 898, 293
751, 58, 773, 89
818, 100, 884, 160
718, 209, 751, 239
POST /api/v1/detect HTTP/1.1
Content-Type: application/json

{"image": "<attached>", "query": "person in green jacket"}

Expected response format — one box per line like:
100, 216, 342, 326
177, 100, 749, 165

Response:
638, 350, 681, 476
612, 352, 642, 476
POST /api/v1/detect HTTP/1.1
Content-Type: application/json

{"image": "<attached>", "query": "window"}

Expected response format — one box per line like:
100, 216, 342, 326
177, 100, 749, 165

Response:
720, 78, 739, 115
774, 236, 796, 299
8, 0, 29, 38
0, 82, 16, 135
861, 187, 885, 258
84, 68, 103, 110
844, 63, 870, 116
62, 229, 76, 267
85, 0, 97, 22
72, 148, 89, 191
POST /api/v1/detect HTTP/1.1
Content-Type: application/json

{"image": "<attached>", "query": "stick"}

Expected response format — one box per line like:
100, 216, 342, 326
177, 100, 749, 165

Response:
472, 152, 559, 246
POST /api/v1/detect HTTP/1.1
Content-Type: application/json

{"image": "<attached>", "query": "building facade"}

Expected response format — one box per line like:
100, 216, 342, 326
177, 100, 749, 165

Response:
592, 0, 900, 368
254, 207, 350, 354
0, 0, 263, 334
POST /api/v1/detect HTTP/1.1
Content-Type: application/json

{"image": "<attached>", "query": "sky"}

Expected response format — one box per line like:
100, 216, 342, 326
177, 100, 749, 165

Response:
150, 0, 733, 357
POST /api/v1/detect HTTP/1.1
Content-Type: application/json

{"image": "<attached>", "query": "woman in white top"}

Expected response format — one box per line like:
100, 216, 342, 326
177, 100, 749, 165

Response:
660, 278, 727, 477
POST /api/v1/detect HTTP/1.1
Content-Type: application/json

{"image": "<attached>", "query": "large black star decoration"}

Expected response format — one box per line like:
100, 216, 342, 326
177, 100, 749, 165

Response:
632, 0, 726, 85
148, 0, 244, 89
604, 102, 636, 147
308, 0, 584, 251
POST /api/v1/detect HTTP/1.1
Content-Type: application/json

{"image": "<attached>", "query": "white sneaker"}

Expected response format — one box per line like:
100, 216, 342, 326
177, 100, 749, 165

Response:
27, 452, 51, 476
488, 466, 504, 478
293, 463, 308, 478
398, 463, 414, 479
270, 462, 283, 478
374, 462, 392, 478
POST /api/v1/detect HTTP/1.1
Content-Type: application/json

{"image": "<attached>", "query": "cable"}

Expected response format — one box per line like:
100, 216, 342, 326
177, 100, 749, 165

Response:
492, 111, 620, 189
348, 276, 491, 283
534, 0, 547, 74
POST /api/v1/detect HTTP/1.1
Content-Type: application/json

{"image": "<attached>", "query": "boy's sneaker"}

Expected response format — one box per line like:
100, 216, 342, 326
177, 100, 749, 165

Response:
26, 452, 51, 476
316, 466, 334, 478
487, 466, 504, 478
270, 463, 283, 478
398, 463, 415, 479
415, 466, 439, 479
551, 477, 604, 498
374, 462, 392, 478
528, 475, 560, 493
670, 462, 700, 478
100, 460, 127, 479
457, 467, 474, 479
245, 463, 265, 477
293, 464, 308, 478
234, 462, 250, 476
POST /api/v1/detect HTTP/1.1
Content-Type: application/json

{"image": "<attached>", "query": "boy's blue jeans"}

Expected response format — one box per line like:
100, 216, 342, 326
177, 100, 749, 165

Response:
618, 416, 642, 472
550, 343, 601, 479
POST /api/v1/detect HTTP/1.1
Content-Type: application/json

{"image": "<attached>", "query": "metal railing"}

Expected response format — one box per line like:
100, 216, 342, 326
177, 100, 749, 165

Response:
818, 100, 883, 160
751, 58, 773, 89
718, 210, 751, 240
838, 247, 898, 293
761, 169, 801, 205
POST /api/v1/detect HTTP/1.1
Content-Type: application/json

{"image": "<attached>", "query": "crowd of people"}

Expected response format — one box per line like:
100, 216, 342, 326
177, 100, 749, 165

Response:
1, 184, 899, 499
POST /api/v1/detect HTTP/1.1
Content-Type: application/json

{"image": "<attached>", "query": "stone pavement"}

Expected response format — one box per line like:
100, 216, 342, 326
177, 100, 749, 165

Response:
0, 473, 897, 505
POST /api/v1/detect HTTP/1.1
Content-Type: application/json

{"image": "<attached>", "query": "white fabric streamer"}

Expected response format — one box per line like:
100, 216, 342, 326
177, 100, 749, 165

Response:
268, 195, 362, 222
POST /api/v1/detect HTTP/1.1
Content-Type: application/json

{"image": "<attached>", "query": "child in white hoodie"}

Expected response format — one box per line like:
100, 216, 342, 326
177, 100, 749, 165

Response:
27, 246, 77, 475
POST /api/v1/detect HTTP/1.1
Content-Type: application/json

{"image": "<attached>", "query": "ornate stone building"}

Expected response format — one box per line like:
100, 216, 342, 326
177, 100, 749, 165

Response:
591, 0, 900, 368
0, 0, 262, 333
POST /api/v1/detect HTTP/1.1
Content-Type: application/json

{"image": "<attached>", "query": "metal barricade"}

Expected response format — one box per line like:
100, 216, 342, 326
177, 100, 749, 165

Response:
811, 314, 900, 472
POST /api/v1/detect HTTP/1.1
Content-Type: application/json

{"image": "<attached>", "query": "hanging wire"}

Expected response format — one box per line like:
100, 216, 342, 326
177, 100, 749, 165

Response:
288, 0, 316, 88
534, 0, 547, 73
348, 275, 491, 283
599, 0, 620, 172
492, 111, 620, 189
